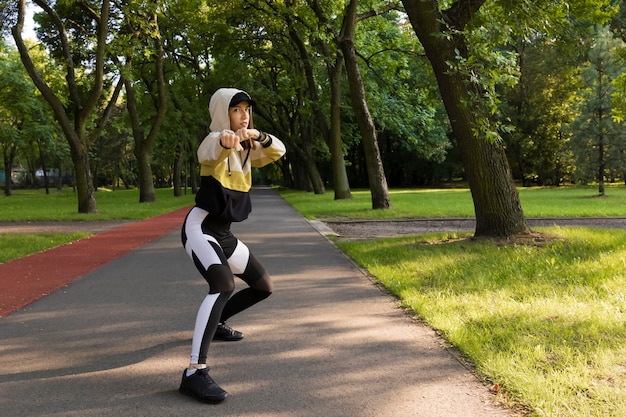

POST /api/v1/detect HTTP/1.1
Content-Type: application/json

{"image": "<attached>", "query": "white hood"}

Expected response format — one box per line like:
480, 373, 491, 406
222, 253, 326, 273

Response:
208, 88, 253, 132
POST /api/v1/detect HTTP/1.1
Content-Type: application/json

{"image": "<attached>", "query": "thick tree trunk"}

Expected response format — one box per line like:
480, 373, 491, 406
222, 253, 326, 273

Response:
402, 0, 528, 236
71, 144, 98, 212
338, 0, 391, 209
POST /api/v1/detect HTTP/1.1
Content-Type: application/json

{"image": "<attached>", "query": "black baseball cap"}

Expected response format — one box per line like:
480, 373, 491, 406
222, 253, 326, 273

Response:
229, 91, 256, 107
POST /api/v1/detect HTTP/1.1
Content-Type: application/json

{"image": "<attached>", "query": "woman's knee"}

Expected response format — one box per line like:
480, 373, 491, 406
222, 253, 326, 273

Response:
253, 273, 274, 294
207, 264, 236, 293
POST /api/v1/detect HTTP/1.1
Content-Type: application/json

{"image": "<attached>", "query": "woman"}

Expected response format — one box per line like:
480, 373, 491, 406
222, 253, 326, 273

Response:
179, 88, 286, 403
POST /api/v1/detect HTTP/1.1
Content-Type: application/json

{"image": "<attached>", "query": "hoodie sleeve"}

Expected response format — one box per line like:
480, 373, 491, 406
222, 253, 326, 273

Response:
197, 131, 232, 166
250, 134, 286, 168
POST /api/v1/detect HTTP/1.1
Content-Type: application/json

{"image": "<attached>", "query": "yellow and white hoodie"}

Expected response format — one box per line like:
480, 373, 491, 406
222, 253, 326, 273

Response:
194, 88, 286, 222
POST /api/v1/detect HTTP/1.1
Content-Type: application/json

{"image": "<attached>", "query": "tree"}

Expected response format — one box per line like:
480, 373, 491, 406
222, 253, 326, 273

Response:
353, 8, 451, 187
571, 25, 626, 194
117, 9, 168, 202
297, 0, 353, 199
401, 0, 616, 236
0, 41, 28, 196
200, 0, 325, 194
11, 0, 115, 213
401, 0, 527, 236
502, 34, 581, 186
337, 0, 393, 209
158, 0, 217, 195
0, 39, 63, 196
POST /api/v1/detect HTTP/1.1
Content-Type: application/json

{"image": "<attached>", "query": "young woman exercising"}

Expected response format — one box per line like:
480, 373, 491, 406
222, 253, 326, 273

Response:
179, 88, 286, 404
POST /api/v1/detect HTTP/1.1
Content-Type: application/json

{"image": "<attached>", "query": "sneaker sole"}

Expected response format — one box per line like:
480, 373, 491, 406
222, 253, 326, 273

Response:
179, 387, 228, 404
212, 336, 244, 341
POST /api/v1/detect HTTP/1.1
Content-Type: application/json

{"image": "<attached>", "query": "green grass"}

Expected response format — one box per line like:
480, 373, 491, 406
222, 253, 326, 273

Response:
278, 185, 626, 219
1, 187, 194, 263
279, 186, 626, 416
0, 232, 92, 263
335, 228, 626, 417
0, 187, 195, 221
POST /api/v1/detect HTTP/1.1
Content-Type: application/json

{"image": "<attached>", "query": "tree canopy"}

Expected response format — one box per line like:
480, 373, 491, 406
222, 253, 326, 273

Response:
1, 0, 624, 235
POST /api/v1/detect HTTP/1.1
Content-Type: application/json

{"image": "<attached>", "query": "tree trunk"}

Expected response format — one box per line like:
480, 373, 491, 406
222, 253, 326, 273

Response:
74, 147, 98, 212
597, 67, 605, 196
3, 143, 17, 196
123, 13, 168, 203
402, 0, 528, 236
298, 119, 326, 194
328, 57, 352, 200
307, 2, 352, 200
173, 145, 183, 197
254, 106, 323, 193
338, 0, 391, 209
125, 76, 156, 202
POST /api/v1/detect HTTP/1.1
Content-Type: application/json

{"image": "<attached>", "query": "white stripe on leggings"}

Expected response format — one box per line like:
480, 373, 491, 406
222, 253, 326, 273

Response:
190, 292, 219, 364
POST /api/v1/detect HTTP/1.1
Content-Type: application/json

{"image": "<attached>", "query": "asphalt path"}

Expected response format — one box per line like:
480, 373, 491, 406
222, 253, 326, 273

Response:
0, 187, 517, 417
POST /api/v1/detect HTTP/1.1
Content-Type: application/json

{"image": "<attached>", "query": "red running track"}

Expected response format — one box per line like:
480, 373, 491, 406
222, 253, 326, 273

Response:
0, 206, 191, 317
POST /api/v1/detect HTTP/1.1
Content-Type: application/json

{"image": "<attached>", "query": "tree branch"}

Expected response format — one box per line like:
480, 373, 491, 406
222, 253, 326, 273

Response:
32, 0, 82, 114
442, 0, 488, 31
356, 1, 402, 23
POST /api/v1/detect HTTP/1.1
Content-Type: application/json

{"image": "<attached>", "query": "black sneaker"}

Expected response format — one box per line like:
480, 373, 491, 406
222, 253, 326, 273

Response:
213, 323, 244, 341
179, 368, 228, 404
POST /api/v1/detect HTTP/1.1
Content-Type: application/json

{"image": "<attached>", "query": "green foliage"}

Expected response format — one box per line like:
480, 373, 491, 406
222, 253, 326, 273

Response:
500, 34, 583, 186
441, 0, 617, 147
611, 2, 626, 122
356, 11, 452, 177
570, 25, 626, 185
612, 71, 626, 121
0, 41, 66, 189
4, 0, 626, 201
455, 20, 521, 142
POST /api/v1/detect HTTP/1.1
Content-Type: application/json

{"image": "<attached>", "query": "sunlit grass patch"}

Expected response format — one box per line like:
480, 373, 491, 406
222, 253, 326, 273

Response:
337, 227, 626, 416
0, 232, 92, 263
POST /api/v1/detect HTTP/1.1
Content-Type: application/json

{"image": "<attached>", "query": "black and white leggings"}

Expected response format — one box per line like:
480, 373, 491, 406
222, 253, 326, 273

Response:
181, 206, 273, 365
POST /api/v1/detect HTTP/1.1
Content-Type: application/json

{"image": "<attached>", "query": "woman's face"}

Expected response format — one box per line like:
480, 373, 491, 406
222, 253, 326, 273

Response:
229, 102, 251, 130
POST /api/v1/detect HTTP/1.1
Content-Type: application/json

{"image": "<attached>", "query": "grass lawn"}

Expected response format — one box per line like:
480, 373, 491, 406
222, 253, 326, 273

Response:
0, 232, 92, 263
0, 187, 195, 263
278, 185, 626, 219
279, 186, 626, 417
0, 187, 196, 221
335, 228, 626, 417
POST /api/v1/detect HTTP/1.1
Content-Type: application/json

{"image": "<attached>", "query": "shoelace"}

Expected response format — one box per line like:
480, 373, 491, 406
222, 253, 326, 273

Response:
220, 324, 236, 335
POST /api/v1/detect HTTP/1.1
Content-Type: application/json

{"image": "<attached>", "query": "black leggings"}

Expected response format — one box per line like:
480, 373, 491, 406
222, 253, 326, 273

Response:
181, 207, 273, 364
